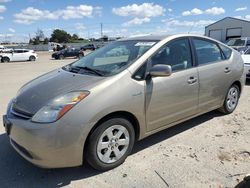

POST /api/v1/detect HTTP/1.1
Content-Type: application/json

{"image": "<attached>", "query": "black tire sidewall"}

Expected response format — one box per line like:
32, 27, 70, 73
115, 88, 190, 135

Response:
2, 57, 10, 63
29, 56, 35, 61
59, 55, 64, 59
86, 118, 135, 171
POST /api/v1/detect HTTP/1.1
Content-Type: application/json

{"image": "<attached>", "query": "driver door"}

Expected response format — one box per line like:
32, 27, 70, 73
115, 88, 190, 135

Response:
146, 38, 199, 131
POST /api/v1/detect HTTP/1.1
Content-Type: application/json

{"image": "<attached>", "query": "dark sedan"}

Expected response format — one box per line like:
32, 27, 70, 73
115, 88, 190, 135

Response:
52, 48, 84, 60
80, 44, 96, 51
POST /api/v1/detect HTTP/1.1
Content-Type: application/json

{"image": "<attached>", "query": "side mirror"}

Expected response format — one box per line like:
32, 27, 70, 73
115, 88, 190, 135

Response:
149, 64, 172, 77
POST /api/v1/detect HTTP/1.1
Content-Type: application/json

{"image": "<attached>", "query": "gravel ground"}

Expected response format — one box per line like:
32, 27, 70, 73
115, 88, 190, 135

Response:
0, 52, 249, 188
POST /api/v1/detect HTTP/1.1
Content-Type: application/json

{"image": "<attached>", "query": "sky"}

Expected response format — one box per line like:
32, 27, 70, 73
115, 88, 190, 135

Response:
0, 0, 250, 42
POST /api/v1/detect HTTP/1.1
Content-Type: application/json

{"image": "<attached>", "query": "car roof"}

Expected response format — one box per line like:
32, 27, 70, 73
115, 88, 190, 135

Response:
119, 35, 171, 41
118, 34, 214, 42
14, 49, 31, 51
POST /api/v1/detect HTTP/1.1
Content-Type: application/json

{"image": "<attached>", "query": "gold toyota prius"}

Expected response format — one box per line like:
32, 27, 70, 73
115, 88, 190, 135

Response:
3, 34, 245, 171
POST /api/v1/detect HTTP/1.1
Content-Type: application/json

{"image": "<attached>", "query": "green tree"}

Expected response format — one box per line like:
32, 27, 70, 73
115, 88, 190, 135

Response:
72, 34, 79, 41
50, 29, 72, 43
43, 37, 49, 44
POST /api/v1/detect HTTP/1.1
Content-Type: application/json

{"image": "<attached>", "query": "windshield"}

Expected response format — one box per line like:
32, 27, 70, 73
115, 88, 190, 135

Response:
226, 39, 246, 46
67, 40, 158, 76
245, 48, 250, 55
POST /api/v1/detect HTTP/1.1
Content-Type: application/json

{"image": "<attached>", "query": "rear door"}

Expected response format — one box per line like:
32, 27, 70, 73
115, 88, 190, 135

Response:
12, 50, 24, 61
22, 50, 30, 60
146, 38, 199, 131
192, 37, 233, 112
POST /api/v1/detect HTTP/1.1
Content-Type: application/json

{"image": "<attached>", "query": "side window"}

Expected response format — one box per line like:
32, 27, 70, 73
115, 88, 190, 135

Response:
246, 48, 250, 55
150, 38, 192, 72
218, 44, 232, 59
193, 39, 223, 65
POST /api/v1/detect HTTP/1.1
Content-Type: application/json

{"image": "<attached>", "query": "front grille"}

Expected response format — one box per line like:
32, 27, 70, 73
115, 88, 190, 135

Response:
11, 103, 33, 119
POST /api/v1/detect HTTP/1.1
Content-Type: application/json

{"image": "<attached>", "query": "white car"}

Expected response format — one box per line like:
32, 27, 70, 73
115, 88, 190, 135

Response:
0, 49, 38, 63
241, 48, 250, 79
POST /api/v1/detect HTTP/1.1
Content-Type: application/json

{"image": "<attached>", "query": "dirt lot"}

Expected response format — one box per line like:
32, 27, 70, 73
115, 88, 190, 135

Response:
0, 52, 249, 188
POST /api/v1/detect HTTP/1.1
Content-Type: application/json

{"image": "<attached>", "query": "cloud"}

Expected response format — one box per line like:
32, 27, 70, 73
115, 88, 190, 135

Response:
0, 5, 6, 13
168, 8, 173, 12
235, 15, 250, 20
0, 16, 3, 20
123, 17, 151, 27
0, 0, 11, 2
112, 3, 165, 18
8, 28, 15, 33
182, 7, 225, 16
182, 8, 203, 16
61, 5, 100, 20
0, 33, 14, 37
75, 23, 85, 30
14, 5, 102, 24
162, 18, 215, 28
205, 7, 225, 15
235, 7, 247, 12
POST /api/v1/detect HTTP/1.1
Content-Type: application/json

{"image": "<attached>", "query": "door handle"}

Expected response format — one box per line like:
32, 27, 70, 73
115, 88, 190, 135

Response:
224, 67, 231, 73
187, 77, 197, 84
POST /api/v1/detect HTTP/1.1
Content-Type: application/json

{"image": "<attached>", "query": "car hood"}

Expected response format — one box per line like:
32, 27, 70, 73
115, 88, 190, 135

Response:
13, 69, 106, 115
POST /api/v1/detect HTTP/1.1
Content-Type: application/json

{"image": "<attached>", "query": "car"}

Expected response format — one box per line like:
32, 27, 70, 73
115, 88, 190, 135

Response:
226, 37, 250, 53
0, 45, 6, 52
81, 44, 96, 51
3, 34, 244, 171
241, 48, 250, 79
52, 48, 84, 60
0, 49, 37, 63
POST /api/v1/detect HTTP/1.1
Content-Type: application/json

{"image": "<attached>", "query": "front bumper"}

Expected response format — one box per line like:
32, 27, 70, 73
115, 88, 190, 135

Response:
245, 64, 250, 79
3, 105, 90, 168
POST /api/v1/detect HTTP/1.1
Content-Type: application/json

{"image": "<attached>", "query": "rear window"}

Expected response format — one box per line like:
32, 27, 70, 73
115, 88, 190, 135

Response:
218, 44, 232, 59
193, 38, 223, 65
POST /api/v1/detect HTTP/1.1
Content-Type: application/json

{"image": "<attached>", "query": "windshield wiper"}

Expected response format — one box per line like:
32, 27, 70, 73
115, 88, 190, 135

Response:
73, 66, 104, 76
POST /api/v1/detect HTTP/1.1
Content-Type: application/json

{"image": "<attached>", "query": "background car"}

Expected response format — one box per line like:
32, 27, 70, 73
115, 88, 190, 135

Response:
80, 44, 96, 51
52, 48, 84, 60
0, 49, 37, 63
226, 37, 250, 53
241, 47, 250, 79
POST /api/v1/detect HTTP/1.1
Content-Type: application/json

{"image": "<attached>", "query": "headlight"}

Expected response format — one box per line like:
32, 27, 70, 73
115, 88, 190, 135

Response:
32, 91, 89, 123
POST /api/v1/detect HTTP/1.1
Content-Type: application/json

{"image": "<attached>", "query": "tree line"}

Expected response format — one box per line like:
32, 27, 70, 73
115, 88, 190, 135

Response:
29, 29, 86, 45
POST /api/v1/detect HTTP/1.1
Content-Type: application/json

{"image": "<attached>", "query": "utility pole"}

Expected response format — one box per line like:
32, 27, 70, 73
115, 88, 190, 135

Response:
100, 23, 103, 38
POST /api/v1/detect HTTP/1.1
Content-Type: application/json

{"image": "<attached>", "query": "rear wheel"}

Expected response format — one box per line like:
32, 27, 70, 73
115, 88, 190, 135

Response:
218, 84, 240, 114
85, 118, 135, 171
59, 55, 64, 60
1, 57, 10, 63
29, 56, 36, 61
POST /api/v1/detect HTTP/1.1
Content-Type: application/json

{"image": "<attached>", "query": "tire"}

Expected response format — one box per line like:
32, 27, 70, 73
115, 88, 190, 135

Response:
78, 53, 84, 59
218, 84, 240, 114
59, 55, 64, 60
85, 118, 135, 171
1, 57, 10, 63
29, 56, 36, 61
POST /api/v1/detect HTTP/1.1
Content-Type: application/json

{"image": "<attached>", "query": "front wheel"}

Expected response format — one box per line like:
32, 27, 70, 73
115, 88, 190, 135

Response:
218, 84, 240, 114
29, 56, 36, 61
85, 118, 135, 171
59, 55, 64, 60
1, 57, 10, 63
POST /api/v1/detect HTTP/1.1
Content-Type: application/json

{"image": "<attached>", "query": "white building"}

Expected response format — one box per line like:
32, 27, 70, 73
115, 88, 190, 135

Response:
205, 17, 250, 42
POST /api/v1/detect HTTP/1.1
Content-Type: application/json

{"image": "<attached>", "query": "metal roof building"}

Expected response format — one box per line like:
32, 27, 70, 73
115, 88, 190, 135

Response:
205, 17, 250, 42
